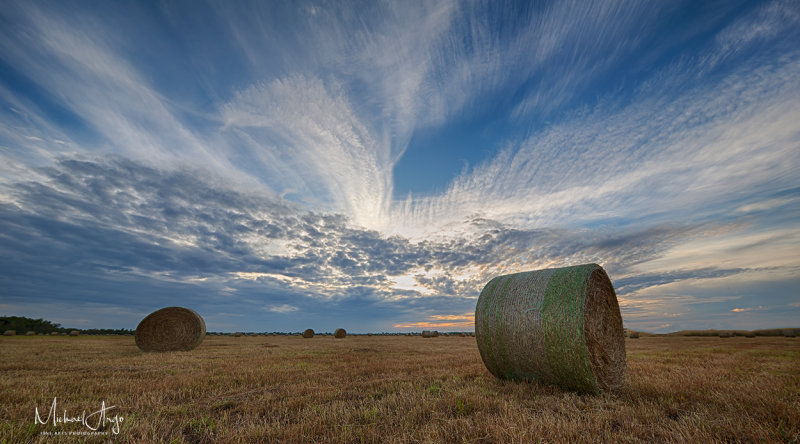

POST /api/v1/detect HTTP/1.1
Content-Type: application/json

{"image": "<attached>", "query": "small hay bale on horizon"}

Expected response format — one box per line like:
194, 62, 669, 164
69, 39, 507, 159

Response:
629, 331, 640, 339
783, 329, 796, 337
303, 329, 314, 338
475, 263, 626, 394
3, 330, 16, 336
26, 331, 36, 336
69, 330, 80, 336
50, 332, 59, 336
719, 331, 732, 338
135, 306, 206, 352
334, 328, 347, 339
232, 332, 243, 337
421, 330, 435, 338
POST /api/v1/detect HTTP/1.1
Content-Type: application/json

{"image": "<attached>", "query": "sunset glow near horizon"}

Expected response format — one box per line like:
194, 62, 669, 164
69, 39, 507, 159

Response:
1, 0, 798, 333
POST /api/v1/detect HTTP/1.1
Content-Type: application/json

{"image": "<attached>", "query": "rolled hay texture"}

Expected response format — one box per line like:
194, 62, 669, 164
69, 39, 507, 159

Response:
629, 331, 640, 339
475, 263, 626, 394
26, 331, 36, 336
69, 330, 80, 336
3, 330, 16, 336
334, 328, 347, 339
303, 329, 315, 338
232, 332, 243, 337
50, 332, 59, 336
421, 330, 436, 338
135, 307, 206, 352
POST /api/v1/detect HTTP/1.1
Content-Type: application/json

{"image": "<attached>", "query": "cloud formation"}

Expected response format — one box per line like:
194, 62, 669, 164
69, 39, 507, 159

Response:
1, 0, 798, 332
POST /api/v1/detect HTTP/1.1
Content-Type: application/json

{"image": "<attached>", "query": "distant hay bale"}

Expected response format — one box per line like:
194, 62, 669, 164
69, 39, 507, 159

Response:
629, 331, 640, 339
334, 328, 346, 339
232, 332, 243, 337
303, 329, 314, 338
475, 263, 626, 394
421, 330, 436, 338
26, 331, 36, 336
783, 329, 796, 338
745, 332, 756, 338
69, 330, 80, 336
135, 306, 206, 352
719, 331, 732, 338
50, 332, 59, 336
3, 330, 16, 336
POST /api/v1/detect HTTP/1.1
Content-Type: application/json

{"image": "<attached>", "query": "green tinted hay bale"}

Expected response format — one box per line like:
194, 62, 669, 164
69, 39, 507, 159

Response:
334, 328, 346, 339
303, 329, 314, 338
135, 307, 205, 352
3, 330, 16, 336
475, 263, 625, 394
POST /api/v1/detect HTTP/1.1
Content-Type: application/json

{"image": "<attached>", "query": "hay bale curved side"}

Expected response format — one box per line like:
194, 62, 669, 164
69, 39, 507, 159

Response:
334, 328, 346, 338
3, 330, 16, 336
475, 263, 625, 394
26, 331, 36, 336
303, 329, 314, 338
69, 330, 80, 336
629, 331, 639, 339
135, 307, 206, 352
421, 330, 435, 338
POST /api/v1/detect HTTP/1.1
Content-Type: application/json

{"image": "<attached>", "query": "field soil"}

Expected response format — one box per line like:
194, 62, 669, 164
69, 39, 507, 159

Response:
1, 335, 798, 443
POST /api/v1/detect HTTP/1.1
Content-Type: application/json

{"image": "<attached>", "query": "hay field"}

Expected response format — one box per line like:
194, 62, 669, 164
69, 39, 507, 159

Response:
1, 335, 798, 443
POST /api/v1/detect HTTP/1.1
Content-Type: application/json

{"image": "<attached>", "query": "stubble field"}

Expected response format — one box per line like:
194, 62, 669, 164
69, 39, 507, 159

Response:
1, 334, 798, 443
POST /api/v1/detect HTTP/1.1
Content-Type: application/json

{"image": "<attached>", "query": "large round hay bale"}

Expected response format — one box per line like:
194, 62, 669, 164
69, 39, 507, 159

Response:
303, 329, 314, 338
475, 263, 625, 394
69, 330, 80, 336
334, 328, 346, 339
421, 330, 435, 338
629, 331, 639, 339
26, 331, 36, 336
135, 307, 205, 352
3, 330, 16, 336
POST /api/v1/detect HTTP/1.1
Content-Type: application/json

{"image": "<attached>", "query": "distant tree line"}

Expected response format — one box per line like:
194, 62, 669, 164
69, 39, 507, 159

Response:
0, 316, 133, 335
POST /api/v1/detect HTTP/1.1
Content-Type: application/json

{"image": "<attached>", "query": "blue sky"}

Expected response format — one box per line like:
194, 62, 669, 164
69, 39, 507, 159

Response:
1, 0, 798, 333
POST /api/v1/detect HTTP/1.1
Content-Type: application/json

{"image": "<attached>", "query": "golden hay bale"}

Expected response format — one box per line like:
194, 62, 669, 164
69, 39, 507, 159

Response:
475, 263, 625, 394
3, 330, 16, 336
303, 329, 314, 338
334, 328, 346, 339
135, 306, 206, 352
69, 330, 80, 336
421, 330, 436, 338
629, 331, 640, 339
26, 331, 36, 336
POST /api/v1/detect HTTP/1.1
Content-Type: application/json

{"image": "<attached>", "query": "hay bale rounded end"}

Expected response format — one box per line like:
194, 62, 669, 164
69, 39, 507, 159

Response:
334, 328, 346, 338
135, 307, 206, 352
3, 330, 16, 336
475, 263, 626, 394
303, 329, 314, 338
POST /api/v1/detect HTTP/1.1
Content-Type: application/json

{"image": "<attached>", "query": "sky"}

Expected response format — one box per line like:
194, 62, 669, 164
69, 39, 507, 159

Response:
1, 0, 798, 333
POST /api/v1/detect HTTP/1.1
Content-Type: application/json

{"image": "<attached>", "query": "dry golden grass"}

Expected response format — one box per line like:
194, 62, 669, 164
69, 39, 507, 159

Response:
1, 335, 798, 443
